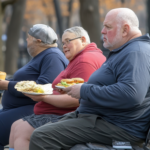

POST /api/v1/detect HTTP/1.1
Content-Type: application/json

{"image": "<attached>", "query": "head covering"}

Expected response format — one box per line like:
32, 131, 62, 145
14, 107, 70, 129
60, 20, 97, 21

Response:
28, 24, 58, 44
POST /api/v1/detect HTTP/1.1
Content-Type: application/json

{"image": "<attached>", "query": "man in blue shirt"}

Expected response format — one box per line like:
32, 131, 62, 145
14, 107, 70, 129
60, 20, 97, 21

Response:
0, 24, 68, 150
29, 9, 150, 150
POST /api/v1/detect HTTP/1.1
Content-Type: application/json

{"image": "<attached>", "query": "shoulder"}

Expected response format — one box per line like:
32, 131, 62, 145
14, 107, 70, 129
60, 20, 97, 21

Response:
76, 50, 106, 63
43, 47, 63, 55
125, 37, 150, 53
41, 48, 68, 62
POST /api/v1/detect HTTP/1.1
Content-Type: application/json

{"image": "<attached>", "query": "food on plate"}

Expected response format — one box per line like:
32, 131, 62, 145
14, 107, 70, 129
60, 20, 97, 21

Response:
56, 78, 84, 87
57, 79, 75, 87
72, 78, 84, 83
14, 81, 53, 94
61, 79, 74, 83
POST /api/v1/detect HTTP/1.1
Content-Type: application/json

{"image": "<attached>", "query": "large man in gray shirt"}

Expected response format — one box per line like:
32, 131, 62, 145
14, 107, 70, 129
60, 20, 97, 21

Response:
29, 8, 150, 150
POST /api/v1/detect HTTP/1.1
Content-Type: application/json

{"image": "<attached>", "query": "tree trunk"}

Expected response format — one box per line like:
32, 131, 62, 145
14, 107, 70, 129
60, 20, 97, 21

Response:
67, 0, 73, 28
0, 1, 4, 71
79, 0, 102, 48
5, 0, 26, 74
53, 0, 63, 37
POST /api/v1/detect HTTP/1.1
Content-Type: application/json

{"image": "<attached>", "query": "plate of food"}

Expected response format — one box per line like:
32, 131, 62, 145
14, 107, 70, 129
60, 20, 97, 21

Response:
22, 91, 53, 95
15, 81, 53, 95
55, 78, 84, 89
55, 86, 65, 89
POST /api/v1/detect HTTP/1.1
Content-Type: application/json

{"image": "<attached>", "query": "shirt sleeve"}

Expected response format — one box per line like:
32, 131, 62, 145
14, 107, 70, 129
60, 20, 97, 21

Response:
80, 51, 150, 109
8, 53, 66, 98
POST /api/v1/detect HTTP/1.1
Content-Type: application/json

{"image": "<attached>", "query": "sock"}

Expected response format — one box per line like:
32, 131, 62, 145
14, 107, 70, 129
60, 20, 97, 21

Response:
9, 148, 14, 150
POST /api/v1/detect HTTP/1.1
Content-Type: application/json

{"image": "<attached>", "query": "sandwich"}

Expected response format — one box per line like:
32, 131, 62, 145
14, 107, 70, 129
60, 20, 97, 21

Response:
56, 78, 84, 87
57, 79, 75, 87
72, 78, 84, 83
15, 81, 53, 94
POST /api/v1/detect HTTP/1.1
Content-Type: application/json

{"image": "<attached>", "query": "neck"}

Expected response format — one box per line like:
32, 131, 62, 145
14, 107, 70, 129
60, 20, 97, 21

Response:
33, 47, 46, 57
34, 48, 46, 57
119, 32, 142, 50
81, 43, 89, 51
128, 32, 142, 41
33, 43, 57, 57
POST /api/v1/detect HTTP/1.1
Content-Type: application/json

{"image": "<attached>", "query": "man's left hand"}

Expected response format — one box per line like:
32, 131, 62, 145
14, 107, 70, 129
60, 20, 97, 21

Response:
0, 80, 9, 90
63, 83, 83, 99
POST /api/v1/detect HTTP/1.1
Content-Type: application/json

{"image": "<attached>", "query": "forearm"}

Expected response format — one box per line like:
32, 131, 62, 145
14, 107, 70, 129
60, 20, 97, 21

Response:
42, 94, 79, 108
81, 82, 145, 109
0, 80, 9, 90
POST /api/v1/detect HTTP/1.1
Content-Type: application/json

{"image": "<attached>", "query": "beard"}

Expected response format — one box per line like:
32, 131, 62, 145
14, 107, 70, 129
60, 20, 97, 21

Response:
103, 35, 122, 50
103, 36, 121, 49
27, 46, 34, 57
103, 27, 122, 50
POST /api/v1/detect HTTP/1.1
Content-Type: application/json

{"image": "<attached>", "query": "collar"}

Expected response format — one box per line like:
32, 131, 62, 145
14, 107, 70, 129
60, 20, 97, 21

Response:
110, 34, 150, 54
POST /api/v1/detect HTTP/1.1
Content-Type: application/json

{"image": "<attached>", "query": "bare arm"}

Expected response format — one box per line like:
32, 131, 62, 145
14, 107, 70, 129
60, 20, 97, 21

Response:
43, 94, 79, 108
24, 94, 79, 108
0, 80, 9, 90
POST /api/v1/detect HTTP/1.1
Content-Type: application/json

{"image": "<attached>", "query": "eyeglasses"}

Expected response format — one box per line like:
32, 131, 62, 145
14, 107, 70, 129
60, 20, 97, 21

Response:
62, 37, 81, 47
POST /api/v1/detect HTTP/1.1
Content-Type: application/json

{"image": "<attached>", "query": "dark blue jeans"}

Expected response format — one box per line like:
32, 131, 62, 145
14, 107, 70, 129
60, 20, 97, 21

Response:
0, 105, 34, 150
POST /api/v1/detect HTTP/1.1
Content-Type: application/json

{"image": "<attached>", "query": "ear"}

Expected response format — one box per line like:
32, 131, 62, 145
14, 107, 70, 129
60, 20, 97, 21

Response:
81, 36, 86, 44
37, 39, 42, 43
122, 24, 130, 37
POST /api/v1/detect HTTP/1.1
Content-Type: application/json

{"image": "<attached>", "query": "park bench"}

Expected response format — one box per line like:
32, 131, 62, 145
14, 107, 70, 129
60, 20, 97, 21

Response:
71, 143, 145, 150
70, 127, 150, 150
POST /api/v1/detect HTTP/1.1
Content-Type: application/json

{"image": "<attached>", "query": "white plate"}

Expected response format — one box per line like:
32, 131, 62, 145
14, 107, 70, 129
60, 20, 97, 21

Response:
55, 86, 65, 89
22, 91, 53, 95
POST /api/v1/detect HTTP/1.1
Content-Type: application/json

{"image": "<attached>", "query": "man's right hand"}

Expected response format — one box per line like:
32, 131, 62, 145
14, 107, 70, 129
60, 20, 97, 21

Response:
55, 88, 66, 94
62, 83, 83, 99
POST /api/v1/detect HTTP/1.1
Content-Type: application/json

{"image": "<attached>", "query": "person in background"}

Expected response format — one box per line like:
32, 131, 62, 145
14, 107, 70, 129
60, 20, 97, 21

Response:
30, 8, 150, 150
9, 26, 106, 150
0, 24, 68, 150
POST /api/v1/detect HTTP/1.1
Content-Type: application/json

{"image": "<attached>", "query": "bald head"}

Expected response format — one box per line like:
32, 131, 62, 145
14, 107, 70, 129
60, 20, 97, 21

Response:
107, 8, 141, 34
101, 8, 142, 51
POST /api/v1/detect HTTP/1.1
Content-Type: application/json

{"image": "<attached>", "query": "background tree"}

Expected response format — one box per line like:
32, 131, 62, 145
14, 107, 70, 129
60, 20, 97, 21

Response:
79, 0, 102, 48
53, 0, 63, 37
5, 0, 26, 74
1, 0, 147, 71
67, 0, 73, 28
0, 0, 17, 71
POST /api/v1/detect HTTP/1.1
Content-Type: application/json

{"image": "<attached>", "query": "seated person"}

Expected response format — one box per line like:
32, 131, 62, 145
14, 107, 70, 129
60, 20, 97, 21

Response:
29, 8, 150, 150
0, 24, 68, 150
9, 26, 106, 150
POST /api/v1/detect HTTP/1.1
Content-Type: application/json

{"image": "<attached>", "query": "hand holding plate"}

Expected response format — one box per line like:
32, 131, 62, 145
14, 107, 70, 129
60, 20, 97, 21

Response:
63, 83, 83, 99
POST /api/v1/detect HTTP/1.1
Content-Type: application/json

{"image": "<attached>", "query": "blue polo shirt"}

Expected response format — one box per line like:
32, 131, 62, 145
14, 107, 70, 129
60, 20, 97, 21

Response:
78, 34, 150, 139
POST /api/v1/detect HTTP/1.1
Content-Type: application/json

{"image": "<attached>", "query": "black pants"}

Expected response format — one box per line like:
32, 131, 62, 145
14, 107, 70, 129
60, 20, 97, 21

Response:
0, 105, 34, 150
30, 111, 144, 150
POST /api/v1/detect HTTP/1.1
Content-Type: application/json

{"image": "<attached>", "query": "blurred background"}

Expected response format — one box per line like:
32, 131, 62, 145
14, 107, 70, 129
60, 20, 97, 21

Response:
0, 0, 149, 76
